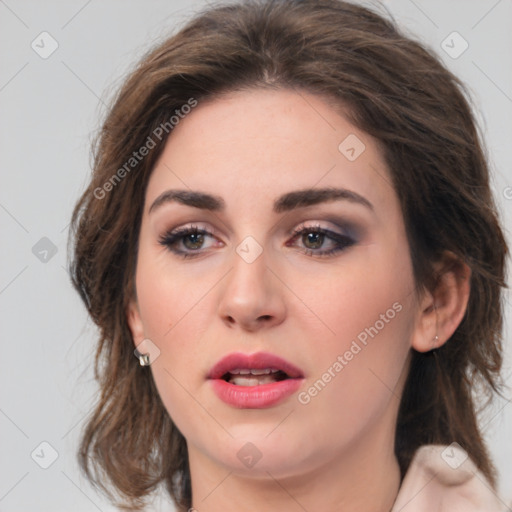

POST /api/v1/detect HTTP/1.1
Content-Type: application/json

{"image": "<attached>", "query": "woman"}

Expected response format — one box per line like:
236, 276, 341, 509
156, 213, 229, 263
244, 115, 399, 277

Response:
70, 0, 509, 510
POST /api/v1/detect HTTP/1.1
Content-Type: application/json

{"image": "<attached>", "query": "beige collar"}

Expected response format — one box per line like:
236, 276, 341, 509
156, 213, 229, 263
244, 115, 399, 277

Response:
392, 445, 509, 511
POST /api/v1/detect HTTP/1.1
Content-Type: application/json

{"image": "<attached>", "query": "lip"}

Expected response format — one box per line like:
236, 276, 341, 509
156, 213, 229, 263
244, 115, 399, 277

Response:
208, 351, 305, 409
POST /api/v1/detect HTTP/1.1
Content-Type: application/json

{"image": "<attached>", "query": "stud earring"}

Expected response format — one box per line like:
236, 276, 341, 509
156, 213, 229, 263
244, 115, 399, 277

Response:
139, 353, 150, 366
432, 302, 439, 346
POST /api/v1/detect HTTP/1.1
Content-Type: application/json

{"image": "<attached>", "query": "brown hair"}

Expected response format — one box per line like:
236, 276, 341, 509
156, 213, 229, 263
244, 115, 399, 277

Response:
69, 0, 508, 509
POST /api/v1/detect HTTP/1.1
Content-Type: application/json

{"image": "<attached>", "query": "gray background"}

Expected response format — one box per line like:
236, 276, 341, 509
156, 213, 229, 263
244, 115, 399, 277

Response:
1, 0, 511, 510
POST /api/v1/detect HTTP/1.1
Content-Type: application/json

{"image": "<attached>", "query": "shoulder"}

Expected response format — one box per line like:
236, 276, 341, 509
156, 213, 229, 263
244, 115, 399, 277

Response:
392, 444, 508, 511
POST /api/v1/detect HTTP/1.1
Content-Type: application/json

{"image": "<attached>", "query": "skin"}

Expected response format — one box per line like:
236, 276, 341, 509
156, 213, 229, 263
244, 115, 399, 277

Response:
127, 88, 470, 511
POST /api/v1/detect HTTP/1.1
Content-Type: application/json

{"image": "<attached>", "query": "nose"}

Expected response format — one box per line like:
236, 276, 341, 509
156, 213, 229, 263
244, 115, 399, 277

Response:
216, 244, 286, 332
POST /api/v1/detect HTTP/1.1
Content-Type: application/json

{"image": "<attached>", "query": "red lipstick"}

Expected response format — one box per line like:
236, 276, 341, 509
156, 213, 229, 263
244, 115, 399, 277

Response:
208, 352, 304, 409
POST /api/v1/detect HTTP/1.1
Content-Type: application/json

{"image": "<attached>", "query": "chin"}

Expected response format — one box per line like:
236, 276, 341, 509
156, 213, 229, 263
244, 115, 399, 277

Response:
200, 425, 320, 479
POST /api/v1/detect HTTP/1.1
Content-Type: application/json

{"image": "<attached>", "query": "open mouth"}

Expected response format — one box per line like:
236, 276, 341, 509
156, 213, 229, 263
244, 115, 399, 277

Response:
208, 352, 304, 408
209, 351, 303, 384
221, 368, 291, 386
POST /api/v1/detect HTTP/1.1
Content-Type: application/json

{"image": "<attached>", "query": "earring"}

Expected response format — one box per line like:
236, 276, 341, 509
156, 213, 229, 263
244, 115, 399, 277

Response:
429, 335, 440, 356
432, 303, 439, 347
139, 353, 150, 366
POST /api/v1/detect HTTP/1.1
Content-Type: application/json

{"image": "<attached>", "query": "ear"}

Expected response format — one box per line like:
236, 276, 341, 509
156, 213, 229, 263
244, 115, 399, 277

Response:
127, 298, 145, 347
411, 252, 471, 352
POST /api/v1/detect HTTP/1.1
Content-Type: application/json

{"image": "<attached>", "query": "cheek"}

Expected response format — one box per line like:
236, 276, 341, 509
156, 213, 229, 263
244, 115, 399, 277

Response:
293, 245, 415, 410
133, 259, 208, 427
134, 246, 216, 342
295, 244, 414, 354
133, 248, 220, 401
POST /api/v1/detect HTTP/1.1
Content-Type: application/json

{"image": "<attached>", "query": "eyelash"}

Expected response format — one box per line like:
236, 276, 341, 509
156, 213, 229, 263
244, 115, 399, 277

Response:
158, 223, 356, 259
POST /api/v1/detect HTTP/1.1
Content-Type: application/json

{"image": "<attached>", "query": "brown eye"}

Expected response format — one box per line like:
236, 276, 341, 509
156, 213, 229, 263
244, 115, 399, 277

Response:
302, 231, 325, 249
182, 232, 205, 250
288, 225, 356, 257
159, 226, 219, 259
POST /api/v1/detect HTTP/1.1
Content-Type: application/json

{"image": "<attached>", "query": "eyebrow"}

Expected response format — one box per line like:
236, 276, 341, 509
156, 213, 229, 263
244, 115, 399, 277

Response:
148, 187, 374, 214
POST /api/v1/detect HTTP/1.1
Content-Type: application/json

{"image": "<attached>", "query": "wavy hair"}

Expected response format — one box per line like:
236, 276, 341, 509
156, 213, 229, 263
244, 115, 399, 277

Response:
69, 0, 508, 509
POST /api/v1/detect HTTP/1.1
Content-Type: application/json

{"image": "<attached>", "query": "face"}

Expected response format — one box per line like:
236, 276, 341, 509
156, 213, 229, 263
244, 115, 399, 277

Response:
128, 88, 422, 479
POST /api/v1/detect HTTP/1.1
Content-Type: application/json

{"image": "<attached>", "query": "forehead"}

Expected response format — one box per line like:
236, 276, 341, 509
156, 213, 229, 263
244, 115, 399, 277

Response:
145, 88, 397, 217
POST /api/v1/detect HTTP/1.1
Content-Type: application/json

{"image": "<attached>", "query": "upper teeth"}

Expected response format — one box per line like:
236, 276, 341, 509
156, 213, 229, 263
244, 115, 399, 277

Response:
230, 368, 280, 376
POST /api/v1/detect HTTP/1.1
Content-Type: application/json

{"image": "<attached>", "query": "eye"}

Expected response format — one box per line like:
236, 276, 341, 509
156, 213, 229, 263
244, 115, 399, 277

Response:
159, 222, 356, 259
287, 223, 356, 257
158, 224, 220, 259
